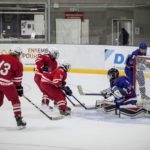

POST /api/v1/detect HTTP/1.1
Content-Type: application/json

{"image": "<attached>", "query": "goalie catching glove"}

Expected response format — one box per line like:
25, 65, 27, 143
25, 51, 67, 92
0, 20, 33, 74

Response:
16, 86, 24, 97
100, 88, 112, 98
61, 86, 72, 96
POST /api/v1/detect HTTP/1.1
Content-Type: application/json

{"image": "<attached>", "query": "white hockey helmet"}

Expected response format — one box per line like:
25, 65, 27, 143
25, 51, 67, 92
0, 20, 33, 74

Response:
10, 47, 23, 56
59, 59, 71, 72
49, 47, 59, 59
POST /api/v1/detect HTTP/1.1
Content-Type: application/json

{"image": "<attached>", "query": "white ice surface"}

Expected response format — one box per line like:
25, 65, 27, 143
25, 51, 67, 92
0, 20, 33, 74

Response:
0, 72, 150, 150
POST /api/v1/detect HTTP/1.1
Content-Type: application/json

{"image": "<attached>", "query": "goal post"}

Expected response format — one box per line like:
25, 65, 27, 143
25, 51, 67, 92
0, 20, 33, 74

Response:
133, 56, 150, 100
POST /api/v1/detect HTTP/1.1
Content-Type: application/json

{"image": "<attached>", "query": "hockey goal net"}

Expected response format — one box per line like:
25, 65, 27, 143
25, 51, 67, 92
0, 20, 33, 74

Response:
134, 56, 150, 101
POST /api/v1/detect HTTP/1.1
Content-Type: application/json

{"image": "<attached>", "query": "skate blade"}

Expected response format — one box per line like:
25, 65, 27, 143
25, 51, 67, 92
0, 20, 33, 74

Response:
51, 115, 64, 120
73, 103, 85, 107
17, 125, 26, 130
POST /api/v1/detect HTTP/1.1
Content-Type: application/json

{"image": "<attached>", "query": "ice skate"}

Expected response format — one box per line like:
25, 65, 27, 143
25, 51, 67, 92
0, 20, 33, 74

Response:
15, 117, 26, 129
54, 101, 58, 108
59, 107, 71, 116
41, 103, 53, 111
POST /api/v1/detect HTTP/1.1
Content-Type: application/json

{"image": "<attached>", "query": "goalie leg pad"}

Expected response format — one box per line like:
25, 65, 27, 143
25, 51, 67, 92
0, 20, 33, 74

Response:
119, 105, 145, 119
95, 100, 104, 109
144, 109, 150, 117
137, 100, 150, 110
102, 100, 116, 115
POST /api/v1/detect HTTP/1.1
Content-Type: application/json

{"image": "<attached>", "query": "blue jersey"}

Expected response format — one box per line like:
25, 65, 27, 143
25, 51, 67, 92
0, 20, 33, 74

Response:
125, 49, 146, 86
110, 76, 136, 105
126, 49, 146, 69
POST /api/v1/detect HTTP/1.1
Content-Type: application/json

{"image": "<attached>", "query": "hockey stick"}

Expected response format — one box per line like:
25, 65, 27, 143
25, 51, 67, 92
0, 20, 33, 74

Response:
71, 95, 96, 110
66, 96, 82, 107
22, 95, 64, 120
77, 85, 112, 98
77, 85, 104, 96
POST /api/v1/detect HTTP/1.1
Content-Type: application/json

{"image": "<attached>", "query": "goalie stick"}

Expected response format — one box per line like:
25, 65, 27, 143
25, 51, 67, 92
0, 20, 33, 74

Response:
77, 85, 107, 96
23, 95, 64, 120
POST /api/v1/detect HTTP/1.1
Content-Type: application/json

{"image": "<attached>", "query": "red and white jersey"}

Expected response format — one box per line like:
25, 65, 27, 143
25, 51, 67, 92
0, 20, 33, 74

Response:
41, 67, 67, 87
0, 54, 23, 86
35, 54, 57, 76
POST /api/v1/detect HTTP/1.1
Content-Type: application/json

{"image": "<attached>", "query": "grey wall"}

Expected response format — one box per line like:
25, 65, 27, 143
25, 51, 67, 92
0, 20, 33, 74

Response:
0, 0, 150, 45
134, 7, 150, 45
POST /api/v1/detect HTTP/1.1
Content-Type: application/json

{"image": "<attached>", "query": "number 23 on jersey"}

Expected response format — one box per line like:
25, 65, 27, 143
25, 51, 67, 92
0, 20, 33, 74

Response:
0, 60, 11, 76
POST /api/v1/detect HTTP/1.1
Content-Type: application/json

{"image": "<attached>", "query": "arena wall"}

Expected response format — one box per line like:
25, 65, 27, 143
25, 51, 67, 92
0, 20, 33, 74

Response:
0, 44, 149, 74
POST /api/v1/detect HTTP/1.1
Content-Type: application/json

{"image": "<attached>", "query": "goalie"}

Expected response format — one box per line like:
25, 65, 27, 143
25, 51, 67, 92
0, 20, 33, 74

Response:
96, 68, 148, 118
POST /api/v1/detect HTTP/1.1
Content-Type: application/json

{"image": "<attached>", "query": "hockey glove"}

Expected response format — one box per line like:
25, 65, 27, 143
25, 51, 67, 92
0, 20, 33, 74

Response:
16, 86, 24, 97
42, 65, 49, 72
101, 92, 111, 99
62, 81, 66, 86
62, 86, 72, 96
100, 88, 112, 99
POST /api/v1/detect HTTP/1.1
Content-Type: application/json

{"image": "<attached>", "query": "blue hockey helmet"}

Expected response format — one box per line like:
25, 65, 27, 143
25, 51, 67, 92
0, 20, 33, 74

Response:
139, 42, 147, 55
139, 42, 147, 50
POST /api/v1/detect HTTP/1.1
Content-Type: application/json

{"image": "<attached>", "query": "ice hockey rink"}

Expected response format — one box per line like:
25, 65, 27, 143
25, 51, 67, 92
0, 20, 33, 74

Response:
0, 72, 150, 150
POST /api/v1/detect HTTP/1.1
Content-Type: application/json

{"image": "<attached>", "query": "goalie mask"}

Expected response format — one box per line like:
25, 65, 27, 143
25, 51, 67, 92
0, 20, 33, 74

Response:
59, 60, 71, 72
10, 47, 23, 56
49, 47, 59, 60
107, 68, 119, 84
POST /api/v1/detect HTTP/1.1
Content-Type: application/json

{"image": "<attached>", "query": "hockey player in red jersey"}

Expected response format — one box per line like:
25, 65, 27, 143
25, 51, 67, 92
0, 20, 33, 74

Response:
40, 60, 72, 116
34, 47, 59, 108
0, 47, 26, 128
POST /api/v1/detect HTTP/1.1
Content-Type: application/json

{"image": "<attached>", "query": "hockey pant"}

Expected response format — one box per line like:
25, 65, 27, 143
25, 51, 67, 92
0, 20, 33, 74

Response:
40, 82, 68, 111
124, 67, 134, 86
0, 84, 22, 118
34, 74, 51, 105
